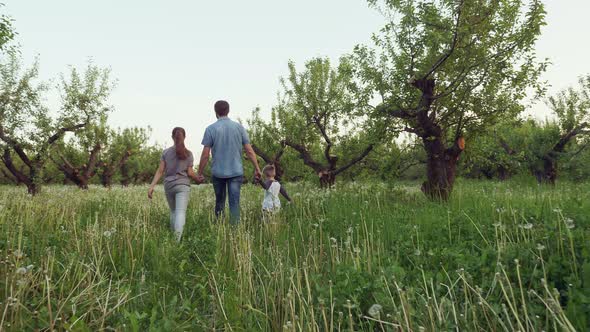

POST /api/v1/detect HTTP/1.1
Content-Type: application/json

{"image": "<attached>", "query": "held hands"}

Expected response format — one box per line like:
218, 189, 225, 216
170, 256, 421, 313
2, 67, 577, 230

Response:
254, 168, 262, 182
195, 174, 206, 184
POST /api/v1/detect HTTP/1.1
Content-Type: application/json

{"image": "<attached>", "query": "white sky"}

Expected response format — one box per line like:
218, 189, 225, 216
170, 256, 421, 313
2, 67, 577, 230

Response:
2, 0, 589, 149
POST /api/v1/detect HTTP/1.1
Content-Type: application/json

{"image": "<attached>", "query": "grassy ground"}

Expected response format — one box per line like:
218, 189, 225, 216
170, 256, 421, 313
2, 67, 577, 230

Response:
0, 180, 588, 331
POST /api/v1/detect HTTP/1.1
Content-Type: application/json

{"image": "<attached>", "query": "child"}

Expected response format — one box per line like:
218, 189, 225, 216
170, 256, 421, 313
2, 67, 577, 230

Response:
257, 164, 292, 218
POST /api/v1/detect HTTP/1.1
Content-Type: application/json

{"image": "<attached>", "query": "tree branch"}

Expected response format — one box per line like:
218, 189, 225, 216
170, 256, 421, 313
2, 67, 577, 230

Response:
1, 148, 30, 185
377, 104, 417, 119
498, 137, 517, 155
251, 144, 273, 164
47, 122, 87, 146
333, 144, 374, 176
0, 125, 32, 168
83, 143, 102, 179
313, 117, 334, 163
551, 122, 589, 154
421, 0, 464, 80
0, 167, 17, 184
283, 140, 325, 173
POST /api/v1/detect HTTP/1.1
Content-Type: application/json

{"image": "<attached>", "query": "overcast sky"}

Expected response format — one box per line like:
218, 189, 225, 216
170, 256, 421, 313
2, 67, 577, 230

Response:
2, 0, 589, 150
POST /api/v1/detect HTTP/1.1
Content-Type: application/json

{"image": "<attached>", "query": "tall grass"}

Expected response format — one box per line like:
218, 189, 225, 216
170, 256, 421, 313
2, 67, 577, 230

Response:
0, 180, 588, 331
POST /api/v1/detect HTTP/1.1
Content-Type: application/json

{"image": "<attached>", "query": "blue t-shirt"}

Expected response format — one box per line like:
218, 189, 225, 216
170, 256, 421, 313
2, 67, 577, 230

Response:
201, 117, 250, 178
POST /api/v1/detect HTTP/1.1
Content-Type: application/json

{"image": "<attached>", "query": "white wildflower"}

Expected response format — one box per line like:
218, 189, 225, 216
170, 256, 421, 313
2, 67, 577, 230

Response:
343, 300, 356, 309
368, 304, 383, 318
564, 218, 575, 229
536, 244, 546, 251
13, 250, 23, 259
103, 230, 112, 238
16, 267, 27, 275
523, 223, 533, 230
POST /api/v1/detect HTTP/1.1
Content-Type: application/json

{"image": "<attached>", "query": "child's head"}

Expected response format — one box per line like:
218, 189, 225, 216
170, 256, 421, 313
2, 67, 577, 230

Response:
263, 164, 276, 179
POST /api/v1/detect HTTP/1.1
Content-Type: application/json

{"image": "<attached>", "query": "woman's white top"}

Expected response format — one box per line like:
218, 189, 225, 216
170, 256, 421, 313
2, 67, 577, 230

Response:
262, 181, 282, 211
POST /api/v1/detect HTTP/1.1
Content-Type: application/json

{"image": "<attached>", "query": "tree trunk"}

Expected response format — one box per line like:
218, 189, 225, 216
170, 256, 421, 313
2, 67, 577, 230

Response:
537, 155, 557, 185
26, 182, 39, 195
274, 162, 285, 182
251, 144, 286, 181
101, 172, 113, 188
318, 170, 335, 188
535, 124, 588, 185
121, 165, 131, 187
77, 178, 90, 190
24, 166, 40, 195
421, 137, 459, 200
497, 165, 510, 181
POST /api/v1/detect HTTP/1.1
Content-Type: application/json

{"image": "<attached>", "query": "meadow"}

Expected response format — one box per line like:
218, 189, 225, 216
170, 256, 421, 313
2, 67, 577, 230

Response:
0, 180, 588, 331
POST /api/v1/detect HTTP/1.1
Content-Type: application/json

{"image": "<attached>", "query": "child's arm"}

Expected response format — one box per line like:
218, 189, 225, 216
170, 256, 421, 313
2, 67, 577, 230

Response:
256, 178, 272, 190
279, 184, 292, 202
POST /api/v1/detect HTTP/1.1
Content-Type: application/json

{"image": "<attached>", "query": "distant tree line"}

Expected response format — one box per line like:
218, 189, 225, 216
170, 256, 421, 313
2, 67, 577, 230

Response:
3, 0, 589, 200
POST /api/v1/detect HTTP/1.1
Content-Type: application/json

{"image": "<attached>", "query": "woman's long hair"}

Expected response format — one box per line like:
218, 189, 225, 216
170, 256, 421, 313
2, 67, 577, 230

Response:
172, 127, 189, 160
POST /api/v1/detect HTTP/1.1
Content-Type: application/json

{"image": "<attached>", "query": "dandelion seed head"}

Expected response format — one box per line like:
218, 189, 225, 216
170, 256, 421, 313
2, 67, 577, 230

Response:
368, 304, 382, 318
13, 250, 23, 259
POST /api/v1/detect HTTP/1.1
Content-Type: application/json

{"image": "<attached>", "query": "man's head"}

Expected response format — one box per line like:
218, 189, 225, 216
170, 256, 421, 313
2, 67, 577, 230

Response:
263, 164, 276, 179
214, 100, 230, 118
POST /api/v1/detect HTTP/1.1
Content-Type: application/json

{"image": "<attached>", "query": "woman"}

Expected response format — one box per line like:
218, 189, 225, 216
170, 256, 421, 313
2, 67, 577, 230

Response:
148, 127, 201, 241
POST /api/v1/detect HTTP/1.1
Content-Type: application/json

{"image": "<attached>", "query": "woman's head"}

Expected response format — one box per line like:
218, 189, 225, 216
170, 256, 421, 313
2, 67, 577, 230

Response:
263, 164, 276, 179
172, 127, 189, 160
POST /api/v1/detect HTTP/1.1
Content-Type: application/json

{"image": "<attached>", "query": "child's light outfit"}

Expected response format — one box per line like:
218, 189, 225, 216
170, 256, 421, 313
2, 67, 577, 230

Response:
258, 179, 291, 221
263, 181, 283, 211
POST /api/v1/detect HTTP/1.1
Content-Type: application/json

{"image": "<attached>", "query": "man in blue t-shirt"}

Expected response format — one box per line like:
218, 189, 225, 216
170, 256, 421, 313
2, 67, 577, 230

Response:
196, 100, 262, 224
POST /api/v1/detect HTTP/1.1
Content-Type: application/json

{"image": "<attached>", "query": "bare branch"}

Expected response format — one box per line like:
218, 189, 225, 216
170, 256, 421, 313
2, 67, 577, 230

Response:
333, 144, 374, 176
47, 122, 87, 146
1, 148, 30, 185
251, 144, 273, 164
0, 125, 32, 168
283, 140, 325, 173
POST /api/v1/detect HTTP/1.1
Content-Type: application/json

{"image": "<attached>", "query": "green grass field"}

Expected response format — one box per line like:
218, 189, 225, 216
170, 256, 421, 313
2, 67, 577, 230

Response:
0, 180, 588, 331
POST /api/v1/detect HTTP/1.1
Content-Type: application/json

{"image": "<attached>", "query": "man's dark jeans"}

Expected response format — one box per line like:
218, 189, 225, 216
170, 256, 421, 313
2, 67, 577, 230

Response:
212, 176, 242, 225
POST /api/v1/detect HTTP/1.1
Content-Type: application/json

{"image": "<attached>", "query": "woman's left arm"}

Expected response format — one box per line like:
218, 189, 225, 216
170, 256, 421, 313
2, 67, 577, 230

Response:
187, 167, 202, 184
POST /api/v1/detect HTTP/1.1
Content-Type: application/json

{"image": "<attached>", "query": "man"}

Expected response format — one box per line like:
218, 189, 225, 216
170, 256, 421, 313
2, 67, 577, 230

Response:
197, 100, 262, 224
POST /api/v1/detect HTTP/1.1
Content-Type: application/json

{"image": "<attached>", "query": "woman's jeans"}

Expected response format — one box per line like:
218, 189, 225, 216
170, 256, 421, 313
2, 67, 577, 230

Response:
212, 176, 242, 225
165, 185, 190, 241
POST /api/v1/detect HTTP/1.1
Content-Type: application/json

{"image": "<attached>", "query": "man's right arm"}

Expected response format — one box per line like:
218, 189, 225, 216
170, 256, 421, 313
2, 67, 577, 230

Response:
197, 146, 211, 179
244, 143, 262, 180
197, 127, 213, 181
